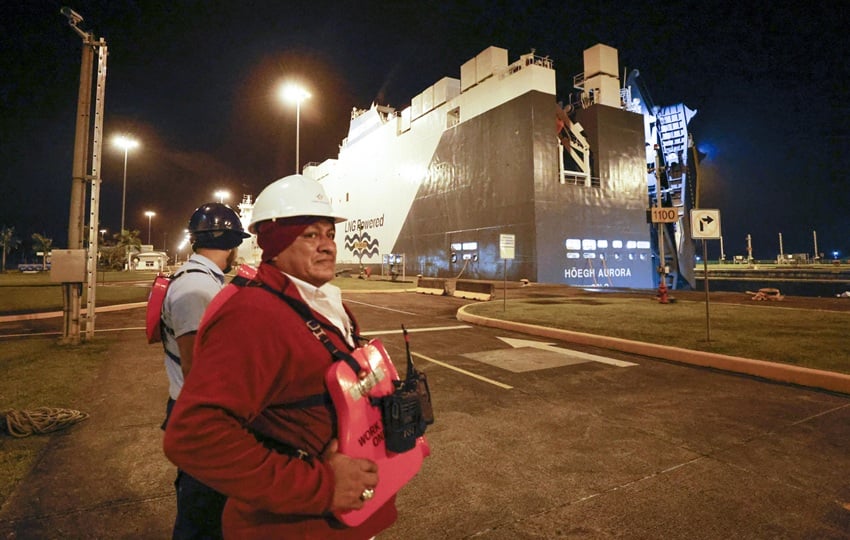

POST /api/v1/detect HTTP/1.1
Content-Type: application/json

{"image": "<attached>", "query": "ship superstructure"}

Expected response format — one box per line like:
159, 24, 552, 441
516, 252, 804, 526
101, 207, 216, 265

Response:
281, 43, 700, 289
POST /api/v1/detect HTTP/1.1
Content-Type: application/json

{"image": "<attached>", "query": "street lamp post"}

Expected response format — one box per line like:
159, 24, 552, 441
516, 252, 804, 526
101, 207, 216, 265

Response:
113, 135, 139, 233
280, 83, 311, 173
145, 210, 155, 245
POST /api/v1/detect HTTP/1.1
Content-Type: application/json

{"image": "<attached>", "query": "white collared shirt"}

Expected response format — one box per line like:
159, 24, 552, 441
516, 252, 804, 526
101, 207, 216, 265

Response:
285, 273, 354, 346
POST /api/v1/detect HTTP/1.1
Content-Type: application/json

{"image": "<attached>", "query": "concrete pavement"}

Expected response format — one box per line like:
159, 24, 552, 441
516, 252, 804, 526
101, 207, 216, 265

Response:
1, 287, 848, 539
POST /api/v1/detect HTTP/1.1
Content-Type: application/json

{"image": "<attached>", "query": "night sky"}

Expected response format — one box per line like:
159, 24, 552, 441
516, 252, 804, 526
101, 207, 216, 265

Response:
2, 0, 848, 265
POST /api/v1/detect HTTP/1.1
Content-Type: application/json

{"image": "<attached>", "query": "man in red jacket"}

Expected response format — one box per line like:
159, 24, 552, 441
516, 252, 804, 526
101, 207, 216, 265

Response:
164, 174, 396, 539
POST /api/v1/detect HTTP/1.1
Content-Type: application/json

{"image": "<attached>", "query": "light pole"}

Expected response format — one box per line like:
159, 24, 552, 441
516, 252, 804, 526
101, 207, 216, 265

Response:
214, 190, 230, 203
113, 135, 139, 233
280, 83, 311, 173
145, 210, 156, 245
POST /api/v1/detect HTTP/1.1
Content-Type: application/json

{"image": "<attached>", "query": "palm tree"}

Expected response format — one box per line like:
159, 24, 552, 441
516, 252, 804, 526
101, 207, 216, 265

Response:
113, 229, 142, 270
31, 233, 53, 269
1, 225, 20, 273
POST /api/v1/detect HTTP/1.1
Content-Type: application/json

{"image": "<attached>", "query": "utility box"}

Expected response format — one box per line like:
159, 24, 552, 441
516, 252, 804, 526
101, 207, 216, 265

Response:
50, 249, 87, 283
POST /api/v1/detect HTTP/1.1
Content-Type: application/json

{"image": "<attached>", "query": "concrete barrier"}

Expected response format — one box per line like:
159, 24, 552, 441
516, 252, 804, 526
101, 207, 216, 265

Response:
453, 280, 494, 301
416, 277, 447, 296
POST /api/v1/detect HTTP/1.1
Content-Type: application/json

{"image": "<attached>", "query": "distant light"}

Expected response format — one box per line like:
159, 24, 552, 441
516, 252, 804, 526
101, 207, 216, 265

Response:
280, 83, 311, 105
144, 210, 156, 218
112, 135, 139, 151
214, 190, 230, 203
833, 251, 840, 259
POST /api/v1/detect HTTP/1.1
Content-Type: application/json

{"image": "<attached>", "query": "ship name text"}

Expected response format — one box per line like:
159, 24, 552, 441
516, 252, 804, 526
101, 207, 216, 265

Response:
564, 267, 632, 279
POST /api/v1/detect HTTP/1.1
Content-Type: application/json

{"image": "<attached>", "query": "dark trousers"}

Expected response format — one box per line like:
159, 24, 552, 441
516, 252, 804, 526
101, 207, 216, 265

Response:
164, 398, 227, 540
173, 470, 227, 540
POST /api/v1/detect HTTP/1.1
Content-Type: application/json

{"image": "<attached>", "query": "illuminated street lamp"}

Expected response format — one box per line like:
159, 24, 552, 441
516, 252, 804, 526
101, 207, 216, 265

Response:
112, 135, 139, 233
214, 189, 230, 203
99, 228, 107, 242
177, 229, 190, 263
144, 210, 156, 245
279, 83, 311, 173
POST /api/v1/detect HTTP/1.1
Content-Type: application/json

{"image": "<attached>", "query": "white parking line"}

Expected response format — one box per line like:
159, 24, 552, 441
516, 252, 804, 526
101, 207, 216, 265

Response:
412, 352, 513, 390
360, 325, 472, 336
344, 299, 419, 316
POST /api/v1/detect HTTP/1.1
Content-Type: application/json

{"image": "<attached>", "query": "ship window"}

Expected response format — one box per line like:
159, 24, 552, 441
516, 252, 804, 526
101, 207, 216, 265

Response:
447, 107, 460, 128
626, 241, 637, 249
636, 241, 651, 249
462, 242, 478, 250
583, 252, 596, 259
565, 238, 581, 250
597, 240, 608, 248
612, 240, 623, 248
451, 243, 462, 251
582, 239, 596, 250
566, 252, 580, 259
613, 253, 621, 260
639, 253, 648, 260
346, 192, 350, 202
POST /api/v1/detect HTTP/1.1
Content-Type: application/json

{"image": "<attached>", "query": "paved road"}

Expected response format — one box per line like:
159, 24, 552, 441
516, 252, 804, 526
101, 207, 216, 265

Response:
1, 290, 849, 539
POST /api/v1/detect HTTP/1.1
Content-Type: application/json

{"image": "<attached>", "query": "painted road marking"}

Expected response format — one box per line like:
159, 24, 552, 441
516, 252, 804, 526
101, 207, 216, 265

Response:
344, 299, 419, 316
360, 325, 472, 336
412, 352, 513, 390
498, 337, 637, 367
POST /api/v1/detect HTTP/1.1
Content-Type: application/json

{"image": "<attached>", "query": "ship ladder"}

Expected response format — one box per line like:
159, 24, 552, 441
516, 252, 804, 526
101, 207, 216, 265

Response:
599, 258, 614, 287
586, 258, 599, 287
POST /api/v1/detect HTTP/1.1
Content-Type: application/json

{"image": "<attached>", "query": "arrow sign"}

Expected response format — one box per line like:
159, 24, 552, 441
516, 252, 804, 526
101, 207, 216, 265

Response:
690, 209, 721, 239
497, 337, 637, 367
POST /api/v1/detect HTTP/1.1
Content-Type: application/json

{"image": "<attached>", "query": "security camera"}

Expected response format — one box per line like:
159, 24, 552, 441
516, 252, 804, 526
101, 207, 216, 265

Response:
60, 7, 84, 25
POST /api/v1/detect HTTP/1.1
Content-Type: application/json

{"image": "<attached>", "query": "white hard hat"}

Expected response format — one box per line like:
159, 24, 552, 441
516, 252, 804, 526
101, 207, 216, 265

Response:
248, 174, 346, 233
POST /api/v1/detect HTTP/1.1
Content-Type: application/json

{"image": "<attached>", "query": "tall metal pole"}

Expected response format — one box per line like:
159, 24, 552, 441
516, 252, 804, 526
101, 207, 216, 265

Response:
121, 148, 128, 233
813, 230, 819, 262
62, 8, 97, 345
280, 84, 310, 173
295, 100, 301, 173
653, 144, 667, 296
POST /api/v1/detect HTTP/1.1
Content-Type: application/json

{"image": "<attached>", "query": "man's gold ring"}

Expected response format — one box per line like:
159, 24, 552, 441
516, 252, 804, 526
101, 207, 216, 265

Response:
360, 488, 375, 502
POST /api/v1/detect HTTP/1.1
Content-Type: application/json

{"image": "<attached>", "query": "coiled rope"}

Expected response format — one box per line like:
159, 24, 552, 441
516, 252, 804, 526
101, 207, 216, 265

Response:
2, 407, 90, 438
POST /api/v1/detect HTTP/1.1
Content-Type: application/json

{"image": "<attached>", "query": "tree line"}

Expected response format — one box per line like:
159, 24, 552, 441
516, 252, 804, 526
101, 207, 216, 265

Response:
0, 225, 143, 272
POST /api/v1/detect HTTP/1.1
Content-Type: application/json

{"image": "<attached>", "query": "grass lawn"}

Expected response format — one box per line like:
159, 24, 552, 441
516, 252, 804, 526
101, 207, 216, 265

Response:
464, 296, 850, 374
0, 269, 414, 315
0, 336, 109, 504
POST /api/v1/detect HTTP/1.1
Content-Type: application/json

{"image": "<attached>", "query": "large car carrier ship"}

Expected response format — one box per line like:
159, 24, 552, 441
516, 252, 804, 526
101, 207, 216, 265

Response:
240, 43, 700, 290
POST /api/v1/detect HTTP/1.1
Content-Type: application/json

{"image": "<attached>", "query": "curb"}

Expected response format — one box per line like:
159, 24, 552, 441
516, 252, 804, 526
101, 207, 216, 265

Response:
456, 304, 850, 396
0, 302, 148, 324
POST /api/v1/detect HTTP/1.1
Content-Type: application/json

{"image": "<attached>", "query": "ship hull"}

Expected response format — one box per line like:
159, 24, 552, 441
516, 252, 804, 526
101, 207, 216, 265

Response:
310, 46, 664, 289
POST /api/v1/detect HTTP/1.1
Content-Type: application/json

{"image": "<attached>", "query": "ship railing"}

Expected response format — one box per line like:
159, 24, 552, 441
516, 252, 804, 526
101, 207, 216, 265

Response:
561, 171, 599, 187
504, 52, 554, 77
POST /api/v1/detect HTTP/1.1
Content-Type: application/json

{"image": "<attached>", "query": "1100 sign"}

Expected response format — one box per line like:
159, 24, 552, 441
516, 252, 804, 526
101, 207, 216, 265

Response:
650, 207, 678, 223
